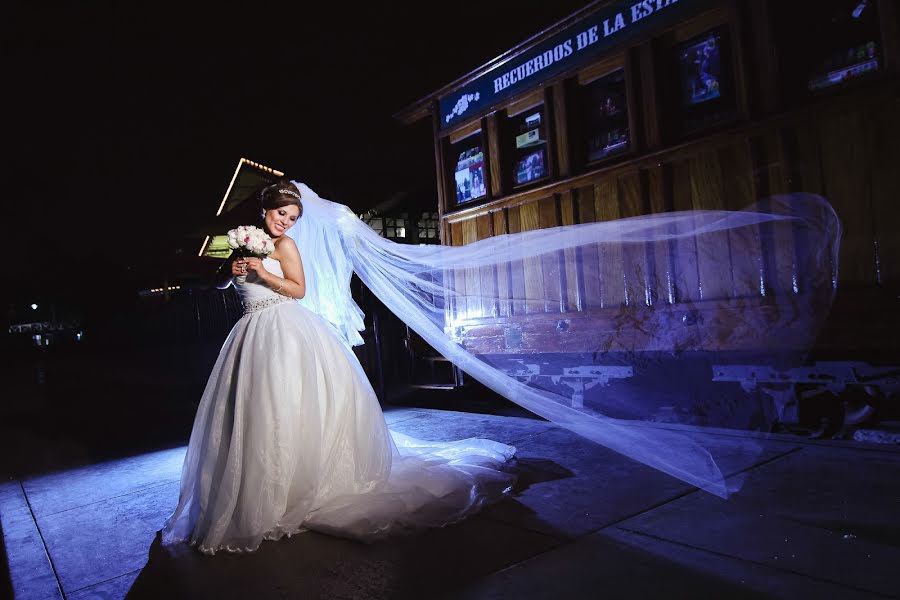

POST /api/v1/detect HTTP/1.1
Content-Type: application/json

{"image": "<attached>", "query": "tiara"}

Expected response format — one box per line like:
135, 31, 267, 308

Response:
278, 188, 301, 199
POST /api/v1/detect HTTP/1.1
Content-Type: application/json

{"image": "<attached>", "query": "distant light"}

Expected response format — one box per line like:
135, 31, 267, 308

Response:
30, 303, 38, 310
852, 0, 867, 18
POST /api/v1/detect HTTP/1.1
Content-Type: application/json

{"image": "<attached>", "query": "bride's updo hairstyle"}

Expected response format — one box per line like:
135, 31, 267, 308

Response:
259, 178, 304, 219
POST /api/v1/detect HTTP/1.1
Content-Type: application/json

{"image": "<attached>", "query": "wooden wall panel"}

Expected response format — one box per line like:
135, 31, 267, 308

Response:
440, 217, 451, 246
618, 171, 645, 218
448, 220, 461, 245
719, 142, 764, 298
490, 209, 512, 317
538, 196, 560, 228
646, 165, 670, 215
475, 214, 493, 239
557, 190, 582, 311
689, 150, 734, 301
559, 189, 577, 226
458, 218, 477, 243
488, 210, 512, 317
645, 167, 675, 305
670, 160, 701, 302
718, 142, 756, 210
538, 197, 563, 312
460, 218, 480, 319
789, 122, 831, 293
818, 111, 876, 286
486, 115, 503, 198
761, 132, 791, 196
576, 183, 597, 221
594, 177, 626, 307
448, 220, 464, 321
519, 201, 547, 314
618, 172, 651, 306
519, 200, 541, 230
506, 205, 527, 315
790, 123, 825, 195
492, 210, 508, 236
475, 214, 498, 318
573, 185, 602, 309
636, 41, 661, 149
865, 99, 900, 284
755, 131, 798, 297
507, 205, 521, 232
552, 83, 571, 178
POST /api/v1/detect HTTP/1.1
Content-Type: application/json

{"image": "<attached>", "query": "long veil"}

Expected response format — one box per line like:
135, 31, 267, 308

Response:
287, 181, 840, 498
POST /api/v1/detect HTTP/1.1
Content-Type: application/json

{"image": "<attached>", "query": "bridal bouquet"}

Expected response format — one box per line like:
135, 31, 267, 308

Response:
227, 225, 274, 284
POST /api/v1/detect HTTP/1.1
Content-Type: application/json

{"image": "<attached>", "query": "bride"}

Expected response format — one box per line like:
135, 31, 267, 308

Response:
161, 180, 516, 555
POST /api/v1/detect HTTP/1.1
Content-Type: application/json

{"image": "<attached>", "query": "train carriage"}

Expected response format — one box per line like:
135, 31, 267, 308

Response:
396, 0, 900, 429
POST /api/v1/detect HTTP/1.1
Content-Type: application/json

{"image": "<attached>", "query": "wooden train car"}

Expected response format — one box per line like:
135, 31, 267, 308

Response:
396, 0, 900, 420
398, 0, 900, 352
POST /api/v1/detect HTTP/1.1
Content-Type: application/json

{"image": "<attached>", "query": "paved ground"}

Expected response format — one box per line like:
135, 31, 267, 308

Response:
2, 404, 899, 600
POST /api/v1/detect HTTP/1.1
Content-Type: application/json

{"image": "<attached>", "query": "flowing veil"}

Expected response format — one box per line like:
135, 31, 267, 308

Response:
287, 181, 841, 498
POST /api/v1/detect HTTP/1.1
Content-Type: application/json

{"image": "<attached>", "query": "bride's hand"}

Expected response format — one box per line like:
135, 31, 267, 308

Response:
231, 258, 248, 277
244, 257, 267, 274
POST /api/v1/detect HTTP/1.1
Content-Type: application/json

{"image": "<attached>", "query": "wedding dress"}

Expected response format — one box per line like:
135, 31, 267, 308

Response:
161, 259, 516, 554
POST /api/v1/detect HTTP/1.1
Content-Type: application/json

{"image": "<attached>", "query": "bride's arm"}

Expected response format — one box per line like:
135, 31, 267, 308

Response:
213, 255, 237, 289
255, 237, 306, 299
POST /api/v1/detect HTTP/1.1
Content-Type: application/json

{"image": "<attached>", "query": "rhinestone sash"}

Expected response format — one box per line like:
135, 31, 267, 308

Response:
243, 294, 292, 315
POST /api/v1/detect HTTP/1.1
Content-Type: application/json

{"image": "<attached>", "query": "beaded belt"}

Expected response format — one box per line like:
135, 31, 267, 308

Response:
242, 295, 292, 315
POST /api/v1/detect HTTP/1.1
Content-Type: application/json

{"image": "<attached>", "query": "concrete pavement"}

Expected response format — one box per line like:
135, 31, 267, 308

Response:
1, 406, 898, 599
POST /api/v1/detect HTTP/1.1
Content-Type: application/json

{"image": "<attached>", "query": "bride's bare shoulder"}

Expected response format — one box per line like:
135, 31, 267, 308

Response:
274, 235, 297, 249
272, 235, 299, 260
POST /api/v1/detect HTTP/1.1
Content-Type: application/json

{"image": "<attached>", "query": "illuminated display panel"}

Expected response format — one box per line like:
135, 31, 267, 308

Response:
773, 0, 882, 98
451, 133, 488, 205
673, 25, 736, 134
508, 106, 549, 187
679, 30, 723, 106
582, 69, 630, 163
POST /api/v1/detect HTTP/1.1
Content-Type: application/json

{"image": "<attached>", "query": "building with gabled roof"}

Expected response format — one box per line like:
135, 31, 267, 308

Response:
198, 157, 285, 258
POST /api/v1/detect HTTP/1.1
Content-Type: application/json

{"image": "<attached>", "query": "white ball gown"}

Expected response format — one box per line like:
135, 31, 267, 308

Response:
161, 258, 517, 554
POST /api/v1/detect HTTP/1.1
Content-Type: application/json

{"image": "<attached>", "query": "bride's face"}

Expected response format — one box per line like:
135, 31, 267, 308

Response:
264, 205, 301, 237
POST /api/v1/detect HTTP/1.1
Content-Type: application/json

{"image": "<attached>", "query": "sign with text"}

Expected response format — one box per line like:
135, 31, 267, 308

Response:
439, 0, 713, 129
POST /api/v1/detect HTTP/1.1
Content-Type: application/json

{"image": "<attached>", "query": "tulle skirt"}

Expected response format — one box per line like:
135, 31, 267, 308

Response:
161, 301, 516, 554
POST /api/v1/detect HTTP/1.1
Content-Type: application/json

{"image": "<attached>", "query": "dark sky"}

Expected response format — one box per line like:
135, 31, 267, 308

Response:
4, 1, 595, 303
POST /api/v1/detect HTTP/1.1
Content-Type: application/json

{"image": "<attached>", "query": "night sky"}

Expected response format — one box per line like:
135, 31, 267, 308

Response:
5, 1, 595, 310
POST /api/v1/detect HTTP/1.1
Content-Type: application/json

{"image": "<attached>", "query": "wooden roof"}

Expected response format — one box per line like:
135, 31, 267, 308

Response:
215, 158, 284, 217
198, 158, 284, 257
